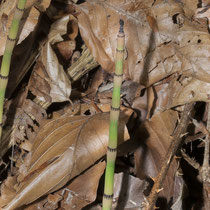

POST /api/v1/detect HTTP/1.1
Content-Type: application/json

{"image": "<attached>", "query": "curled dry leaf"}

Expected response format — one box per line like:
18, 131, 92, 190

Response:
1, 112, 130, 210
148, 76, 210, 114
166, 77, 210, 108
76, 0, 210, 86
59, 161, 106, 209
56, 40, 76, 61
134, 110, 180, 204
55, 15, 78, 62
29, 15, 72, 103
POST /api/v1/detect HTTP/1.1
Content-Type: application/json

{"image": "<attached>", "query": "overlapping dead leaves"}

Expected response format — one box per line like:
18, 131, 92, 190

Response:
0, 0, 209, 209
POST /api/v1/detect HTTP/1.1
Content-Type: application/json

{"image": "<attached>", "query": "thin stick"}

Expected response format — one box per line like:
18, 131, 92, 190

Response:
102, 19, 125, 210
0, 0, 27, 140
181, 149, 200, 170
143, 102, 194, 210
203, 102, 210, 171
201, 102, 210, 210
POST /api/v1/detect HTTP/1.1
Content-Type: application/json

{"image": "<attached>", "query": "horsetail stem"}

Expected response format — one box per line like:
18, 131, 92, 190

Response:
102, 19, 125, 210
0, 0, 27, 140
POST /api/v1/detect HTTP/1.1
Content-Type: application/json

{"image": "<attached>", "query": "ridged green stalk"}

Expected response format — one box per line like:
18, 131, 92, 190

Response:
103, 19, 125, 210
0, 0, 27, 140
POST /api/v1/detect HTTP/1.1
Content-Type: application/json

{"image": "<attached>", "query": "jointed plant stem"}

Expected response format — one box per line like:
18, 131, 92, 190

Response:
0, 0, 27, 140
102, 19, 125, 210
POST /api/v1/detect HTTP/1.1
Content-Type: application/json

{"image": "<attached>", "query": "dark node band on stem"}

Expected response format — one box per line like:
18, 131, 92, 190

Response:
0, 123, 2, 127
111, 106, 120, 111
16, 5, 25, 11
0, 74, 8, 79
116, 48, 124, 53
7, 36, 17, 42
114, 73, 123, 77
103, 193, 114, 199
117, 33, 125, 38
108, 146, 117, 152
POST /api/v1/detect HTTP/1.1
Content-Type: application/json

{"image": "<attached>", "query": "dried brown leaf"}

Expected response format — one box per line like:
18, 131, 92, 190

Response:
29, 15, 72, 103
2, 99, 46, 153
56, 40, 76, 61
149, 76, 210, 114
134, 110, 179, 203
0, 176, 17, 208
59, 161, 106, 209
1, 112, 130, 210
76, 0, 210, 86
195, 3, 210, 29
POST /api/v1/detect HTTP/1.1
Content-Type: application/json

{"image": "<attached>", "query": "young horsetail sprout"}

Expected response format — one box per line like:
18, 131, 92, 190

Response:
0, 0, 27, 140
102, 19, 125, 210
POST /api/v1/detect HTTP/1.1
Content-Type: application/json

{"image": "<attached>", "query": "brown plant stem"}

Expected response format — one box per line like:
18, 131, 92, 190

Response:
201, 102, 210, 210
181, 149, 200, 170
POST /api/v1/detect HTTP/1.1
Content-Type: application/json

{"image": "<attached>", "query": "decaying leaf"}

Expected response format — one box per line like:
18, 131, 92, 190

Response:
1, 112, 130, 210
59, 160, 106, 209
29, 15, 72, 103
134, 110, 180, 205
23, 160, 105, 209
76, 0, 210, 86
0, 0, 209, 209
166, 77, 210, 108
56, 40, 76, 61
148, 76, 210, 114
195, 2, 210, 29
0, 176, 17, 208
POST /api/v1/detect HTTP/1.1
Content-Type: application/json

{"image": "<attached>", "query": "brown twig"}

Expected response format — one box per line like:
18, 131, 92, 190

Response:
202, 102, 210, 177
142, 102, 194, 210
184, 132, 205, 144
200, 102, 210, 210
181, 149, 200, 170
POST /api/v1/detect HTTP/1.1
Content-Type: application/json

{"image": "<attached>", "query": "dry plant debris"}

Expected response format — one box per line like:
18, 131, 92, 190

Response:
0, 0, 209, 209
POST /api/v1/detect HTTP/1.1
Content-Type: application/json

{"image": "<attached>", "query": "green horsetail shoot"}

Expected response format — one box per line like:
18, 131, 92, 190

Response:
103, 19, 125, 210
0, 0, 27, 140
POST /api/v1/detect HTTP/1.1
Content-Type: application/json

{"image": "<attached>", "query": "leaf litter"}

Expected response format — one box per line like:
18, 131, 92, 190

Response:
0, 0, 209, 209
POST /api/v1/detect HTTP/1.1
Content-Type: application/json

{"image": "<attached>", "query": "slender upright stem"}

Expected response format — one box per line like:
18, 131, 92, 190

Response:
102, 19, 125, 210
0, 0, 27, 140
